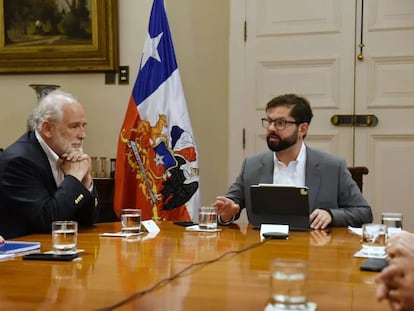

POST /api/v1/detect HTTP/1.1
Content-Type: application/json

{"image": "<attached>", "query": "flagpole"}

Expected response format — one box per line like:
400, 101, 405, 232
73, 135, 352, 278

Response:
127, 140, 160, 221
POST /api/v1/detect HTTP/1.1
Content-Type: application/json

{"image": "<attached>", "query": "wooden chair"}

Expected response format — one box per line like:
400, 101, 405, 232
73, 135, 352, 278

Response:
93, 178, 118, 222
348, 166, 369, 193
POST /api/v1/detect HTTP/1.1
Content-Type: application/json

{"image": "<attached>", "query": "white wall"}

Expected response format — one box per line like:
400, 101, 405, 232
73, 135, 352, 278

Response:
0, 0, 230, 206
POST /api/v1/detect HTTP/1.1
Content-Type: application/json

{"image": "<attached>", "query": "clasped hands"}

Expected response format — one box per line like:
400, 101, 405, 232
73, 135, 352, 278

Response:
59, 150, 92, 189
375, 231, 414, 311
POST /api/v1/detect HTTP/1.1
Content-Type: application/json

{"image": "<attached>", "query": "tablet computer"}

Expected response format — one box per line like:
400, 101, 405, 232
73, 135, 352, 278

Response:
248, 184, 310, 231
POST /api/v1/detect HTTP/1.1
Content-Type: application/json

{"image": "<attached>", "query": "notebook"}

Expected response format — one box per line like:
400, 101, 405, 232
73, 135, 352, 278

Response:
248, 184, 310, 231
0, 241, 41, 255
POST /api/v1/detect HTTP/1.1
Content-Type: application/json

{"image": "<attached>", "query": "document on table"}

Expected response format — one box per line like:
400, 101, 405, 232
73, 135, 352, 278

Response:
0, 241, 41, 254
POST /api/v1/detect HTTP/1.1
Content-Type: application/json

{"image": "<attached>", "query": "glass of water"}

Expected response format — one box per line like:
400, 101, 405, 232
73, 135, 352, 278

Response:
121, 209, 141, 234
270, 258, 308, 310
381, 212, 403, 229
361, 223, 387, 256
198, 206, 217, 231
52, 221, 78, 255
381, 212, 403, 237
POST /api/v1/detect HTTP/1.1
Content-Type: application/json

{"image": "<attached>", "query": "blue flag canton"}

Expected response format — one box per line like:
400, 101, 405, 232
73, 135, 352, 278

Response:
133, 0, 178, 106
153, 141, 177, 171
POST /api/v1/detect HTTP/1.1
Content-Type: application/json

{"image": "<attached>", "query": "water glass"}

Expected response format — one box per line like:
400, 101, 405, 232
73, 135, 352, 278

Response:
381, 212, 403, 230
121, 209, 141, 234
52, 221, 78, 254
198, 206, 218, 230
361, 223, 387, 256
270, 258, 308, 310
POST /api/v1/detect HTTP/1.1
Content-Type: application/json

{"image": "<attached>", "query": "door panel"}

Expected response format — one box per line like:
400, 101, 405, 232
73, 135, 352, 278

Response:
244, 0, 356, 165
355, 0, 414, 229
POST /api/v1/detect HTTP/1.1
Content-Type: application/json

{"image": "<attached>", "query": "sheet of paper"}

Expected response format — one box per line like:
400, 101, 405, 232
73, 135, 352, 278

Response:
99, 232, 144, 238
348, 226, 362, 236
141, 220, 160, 233
43, 249, 85, 255
185, 225, 221, 232
0, 253, 14, 261
354, 248, 387, 259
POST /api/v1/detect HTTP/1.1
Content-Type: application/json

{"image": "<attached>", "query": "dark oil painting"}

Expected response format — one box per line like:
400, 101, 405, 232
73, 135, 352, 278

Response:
4, 0, 92, 47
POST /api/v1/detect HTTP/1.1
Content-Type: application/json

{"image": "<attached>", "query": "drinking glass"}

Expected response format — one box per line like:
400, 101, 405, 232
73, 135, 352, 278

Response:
361, 223, 387, 256
121, 209, 141, 234
198, 206, 218, 231
52, 221, 78, 254
270, 258, 308, 310
381, 212, 403, 229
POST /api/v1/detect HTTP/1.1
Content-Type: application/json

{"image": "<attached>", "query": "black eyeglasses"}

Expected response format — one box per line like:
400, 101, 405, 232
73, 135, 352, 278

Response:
261, 118, 301, 130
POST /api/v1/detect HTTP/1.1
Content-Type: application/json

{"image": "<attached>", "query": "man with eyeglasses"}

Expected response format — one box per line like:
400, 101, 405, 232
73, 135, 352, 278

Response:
212, 94, 372, 229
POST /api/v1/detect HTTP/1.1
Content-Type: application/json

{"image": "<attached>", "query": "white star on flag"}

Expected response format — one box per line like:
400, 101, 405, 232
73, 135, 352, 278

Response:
140, 32, 163, 69
154, 153, 165, 166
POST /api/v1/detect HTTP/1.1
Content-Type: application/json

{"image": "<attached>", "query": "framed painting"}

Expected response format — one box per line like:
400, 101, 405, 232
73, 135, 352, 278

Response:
0, 0, 118, 73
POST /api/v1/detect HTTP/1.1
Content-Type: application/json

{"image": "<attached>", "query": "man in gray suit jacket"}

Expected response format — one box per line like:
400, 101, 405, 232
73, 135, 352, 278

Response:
213, 94, 372, 229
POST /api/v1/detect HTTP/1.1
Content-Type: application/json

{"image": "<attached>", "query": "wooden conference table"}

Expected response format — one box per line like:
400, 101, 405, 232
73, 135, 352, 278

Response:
0, 222, 390, 311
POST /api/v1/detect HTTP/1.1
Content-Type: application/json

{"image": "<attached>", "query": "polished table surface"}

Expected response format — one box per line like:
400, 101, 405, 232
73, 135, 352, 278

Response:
0, 222, 390, 311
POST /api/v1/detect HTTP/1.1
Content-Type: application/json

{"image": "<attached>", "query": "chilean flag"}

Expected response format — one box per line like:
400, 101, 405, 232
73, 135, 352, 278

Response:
114, 0, 200, 222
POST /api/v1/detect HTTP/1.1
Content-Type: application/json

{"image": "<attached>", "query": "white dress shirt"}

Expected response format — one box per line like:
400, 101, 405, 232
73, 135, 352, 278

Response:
273, 142, 306, 187
35, 131, 64, 186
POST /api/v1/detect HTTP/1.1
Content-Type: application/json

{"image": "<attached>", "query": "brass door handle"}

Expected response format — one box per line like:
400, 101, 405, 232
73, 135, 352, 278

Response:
331, 115, 353, 126
354, 114, 378, 127
331, 115, 378, 127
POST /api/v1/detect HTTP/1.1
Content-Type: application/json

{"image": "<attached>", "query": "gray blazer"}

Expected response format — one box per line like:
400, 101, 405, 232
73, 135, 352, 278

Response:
226, 146, 372, 227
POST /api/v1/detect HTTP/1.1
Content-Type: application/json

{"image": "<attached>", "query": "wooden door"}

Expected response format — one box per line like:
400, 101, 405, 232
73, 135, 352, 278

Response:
354, 0, 414, 229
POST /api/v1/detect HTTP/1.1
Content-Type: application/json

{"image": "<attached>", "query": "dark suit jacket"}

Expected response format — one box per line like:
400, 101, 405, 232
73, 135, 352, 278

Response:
226, 146, 372, 227
0, 131, 101, 239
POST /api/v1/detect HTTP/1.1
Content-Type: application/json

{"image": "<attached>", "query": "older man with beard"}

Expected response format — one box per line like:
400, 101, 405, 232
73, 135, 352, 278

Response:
0, 90, 101, 239
212, 94, 372, 229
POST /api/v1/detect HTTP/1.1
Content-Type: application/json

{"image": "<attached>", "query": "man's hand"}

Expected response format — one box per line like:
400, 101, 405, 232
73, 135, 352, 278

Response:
309, 209, 332, 229
386, 231, 414, 259
375, 257, 414, 311
60, 150, 92, 188
374, 231, 414, 311
212, 196, 240, 223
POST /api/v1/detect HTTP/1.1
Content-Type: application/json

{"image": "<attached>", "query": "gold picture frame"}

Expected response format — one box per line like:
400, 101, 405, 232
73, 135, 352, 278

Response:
0, 0, 118, 73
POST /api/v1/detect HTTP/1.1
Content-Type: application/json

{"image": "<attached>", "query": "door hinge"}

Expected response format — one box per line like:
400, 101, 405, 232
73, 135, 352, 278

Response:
242, 128, 246, 150
244, 20, 247, 42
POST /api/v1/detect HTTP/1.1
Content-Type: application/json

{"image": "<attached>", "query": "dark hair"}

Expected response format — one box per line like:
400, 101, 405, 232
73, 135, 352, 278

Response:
265, 94, 313, 124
